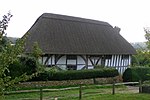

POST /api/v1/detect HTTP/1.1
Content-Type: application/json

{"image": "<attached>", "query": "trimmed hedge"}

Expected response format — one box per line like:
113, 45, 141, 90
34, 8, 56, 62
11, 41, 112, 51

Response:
123, 67, 150, 82
32, 68, 119, 81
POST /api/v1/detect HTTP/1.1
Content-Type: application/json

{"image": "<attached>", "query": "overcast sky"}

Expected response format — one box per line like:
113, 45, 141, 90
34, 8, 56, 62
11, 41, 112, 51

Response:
1, 0, 150, 42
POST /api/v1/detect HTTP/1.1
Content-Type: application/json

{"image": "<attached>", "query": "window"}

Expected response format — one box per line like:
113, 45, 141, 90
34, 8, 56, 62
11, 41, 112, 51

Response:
67, 65, 77, 70
122, 55, 129, 59
105, 55, 112, 59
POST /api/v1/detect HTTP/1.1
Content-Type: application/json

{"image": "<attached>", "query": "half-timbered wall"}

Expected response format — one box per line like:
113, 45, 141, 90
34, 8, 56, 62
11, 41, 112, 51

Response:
39, 54, 131, 74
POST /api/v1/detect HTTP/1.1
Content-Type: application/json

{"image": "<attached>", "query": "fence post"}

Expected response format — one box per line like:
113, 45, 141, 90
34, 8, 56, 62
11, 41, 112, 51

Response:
112, 78, 115, 95
93, 78, 96, 84
79, 84, 82, 100
139, 80, 142, 93
40, 87, 43, 100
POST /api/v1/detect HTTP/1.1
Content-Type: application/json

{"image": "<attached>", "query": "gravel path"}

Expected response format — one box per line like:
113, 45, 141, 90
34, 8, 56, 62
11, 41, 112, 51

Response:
126, 86, 139, 93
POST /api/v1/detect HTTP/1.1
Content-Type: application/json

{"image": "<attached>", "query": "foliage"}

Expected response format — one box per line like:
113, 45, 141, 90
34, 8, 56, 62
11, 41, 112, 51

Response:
28, 42, 44, 74
0, 36, 9, 52
123, 67, 150, 82
143, 80, 150, 86
0, 40, 44, 95
144, 27, 150, 50
32, 68, 119, 81
0, 12, 13, 39
7, 57, 38, 79
132, 27, 150, 67
0, 12, 12, 53
94, 65, 105, 69
30, 42, 42, 60
45, 66, 62, 73
132, 50, 150, 67
0, 12, 42, 96
0, 38, 34, 95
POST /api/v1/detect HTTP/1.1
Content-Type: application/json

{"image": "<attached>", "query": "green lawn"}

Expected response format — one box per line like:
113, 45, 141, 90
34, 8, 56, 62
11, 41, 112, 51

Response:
3, 93, 150, 100
2, 85, 150, 100
72, 94, 150, 100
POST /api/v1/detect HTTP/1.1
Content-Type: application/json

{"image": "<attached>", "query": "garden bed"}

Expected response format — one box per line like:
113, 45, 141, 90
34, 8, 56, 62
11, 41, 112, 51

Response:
16, 76, 122, 89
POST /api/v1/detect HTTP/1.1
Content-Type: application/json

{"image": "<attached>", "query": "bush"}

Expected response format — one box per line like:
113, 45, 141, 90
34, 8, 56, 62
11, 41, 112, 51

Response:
20, 57, 37, 74
123, 67, 150, 82
94, 65, 105, 69
8, 57, 38, 79
45, 66, 62, 72
32, 68, 119, 81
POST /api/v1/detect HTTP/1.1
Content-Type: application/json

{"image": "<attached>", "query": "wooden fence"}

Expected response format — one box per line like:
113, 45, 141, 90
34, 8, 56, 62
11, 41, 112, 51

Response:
5, 81, 140, 100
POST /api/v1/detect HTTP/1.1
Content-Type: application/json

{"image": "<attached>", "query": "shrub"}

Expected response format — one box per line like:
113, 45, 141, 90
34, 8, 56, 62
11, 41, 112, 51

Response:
8, 57, 38, 79
32, 68, 119, 81
123, 67, 150, 82
45, 66, 62, 72
7, 60, 23, 79
20, 57, 37, 74
94, 65, 105, 69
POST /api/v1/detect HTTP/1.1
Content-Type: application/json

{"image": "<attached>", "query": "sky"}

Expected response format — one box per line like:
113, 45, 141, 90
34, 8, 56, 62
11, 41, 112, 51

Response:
0, 0, 150, 42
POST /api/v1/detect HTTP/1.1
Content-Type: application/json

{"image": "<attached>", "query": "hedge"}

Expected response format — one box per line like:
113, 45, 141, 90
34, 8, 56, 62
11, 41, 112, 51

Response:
32, 68, 119, 81
123, 67, 150, 82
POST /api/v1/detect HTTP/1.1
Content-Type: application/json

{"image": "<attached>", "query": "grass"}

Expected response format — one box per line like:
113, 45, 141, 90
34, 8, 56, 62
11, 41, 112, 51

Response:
3, 84, 150, 100
7, 83, 125, 91
3, 92, 150, 100
72, 94, 150, 100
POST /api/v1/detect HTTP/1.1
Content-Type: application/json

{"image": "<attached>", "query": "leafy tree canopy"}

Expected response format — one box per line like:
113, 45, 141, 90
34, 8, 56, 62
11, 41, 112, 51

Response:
132, 27, 150, 67
144, 27, 150, 50
0, 12, 42, 96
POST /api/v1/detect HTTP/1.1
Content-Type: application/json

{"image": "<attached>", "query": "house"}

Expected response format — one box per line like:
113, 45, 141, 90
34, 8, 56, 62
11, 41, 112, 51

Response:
24, 13, 136, 74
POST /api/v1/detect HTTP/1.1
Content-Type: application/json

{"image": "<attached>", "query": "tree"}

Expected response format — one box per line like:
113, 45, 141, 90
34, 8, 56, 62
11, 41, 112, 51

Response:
0, 12, 12, 39
0, 39, 33, 96
144, 27, 150, 50
132, 28, 150, 67
31, 42, 42, 60
132, 50, 150, 67
0, 12, 12, 52
0, 12, 35, 96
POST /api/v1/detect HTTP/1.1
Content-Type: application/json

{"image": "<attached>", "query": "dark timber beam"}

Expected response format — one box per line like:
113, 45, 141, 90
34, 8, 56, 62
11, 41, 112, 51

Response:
80, 55, 88, 69
44, 55, 52, 65
85, 55, 88, 69
95, 56, 101, 65
89, 57, 94, 66
55, 55, 64, 66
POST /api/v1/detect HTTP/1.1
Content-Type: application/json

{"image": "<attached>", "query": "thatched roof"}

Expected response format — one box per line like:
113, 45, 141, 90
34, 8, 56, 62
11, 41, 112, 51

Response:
24, 13, 136, 55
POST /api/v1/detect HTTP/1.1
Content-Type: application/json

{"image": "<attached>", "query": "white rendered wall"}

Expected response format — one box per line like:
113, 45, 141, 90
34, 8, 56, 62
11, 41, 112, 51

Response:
57, 56, 66, 64
77, 56, 85, 70
41, 55, 131, 74
77, 56, 85, 64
